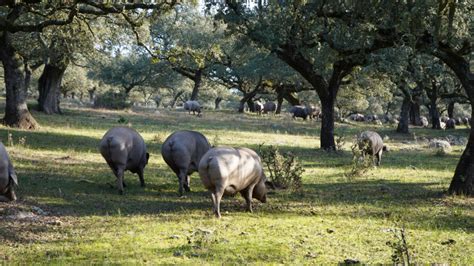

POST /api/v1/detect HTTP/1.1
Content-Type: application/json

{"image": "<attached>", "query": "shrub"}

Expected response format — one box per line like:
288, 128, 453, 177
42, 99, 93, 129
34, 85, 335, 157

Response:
335, 134, 346, 151
258, 144, 304, 190
385, 227, 413, 265
346, 140, 373, 178
94, 90, 131, 110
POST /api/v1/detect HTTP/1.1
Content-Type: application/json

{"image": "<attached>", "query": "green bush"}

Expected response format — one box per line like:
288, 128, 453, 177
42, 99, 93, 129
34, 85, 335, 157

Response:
94, 90, 131, 110
258, 144, 304, 190
346, 140, 374, 178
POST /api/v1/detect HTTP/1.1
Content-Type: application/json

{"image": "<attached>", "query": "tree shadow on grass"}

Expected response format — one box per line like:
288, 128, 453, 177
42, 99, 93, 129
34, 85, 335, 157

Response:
0, 128, 101, 153
263, 179, 473, 232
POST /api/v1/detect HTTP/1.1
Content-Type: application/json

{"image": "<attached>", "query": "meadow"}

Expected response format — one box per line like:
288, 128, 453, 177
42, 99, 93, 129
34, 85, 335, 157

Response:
0, 104, 472, 264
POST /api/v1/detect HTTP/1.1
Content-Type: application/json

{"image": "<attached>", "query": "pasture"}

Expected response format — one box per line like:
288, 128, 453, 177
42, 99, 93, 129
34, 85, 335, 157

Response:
0, 104, 472, 264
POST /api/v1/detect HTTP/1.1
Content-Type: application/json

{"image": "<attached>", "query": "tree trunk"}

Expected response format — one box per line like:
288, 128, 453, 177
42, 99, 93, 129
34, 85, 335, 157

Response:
238, 90, 257, 113
409, 100, 422, 126
427, 43, 474, 195
428, 97, 441, 129
276, 94, 283, 114
0, 32, 39, 129
38, 63, 67, 114
447, 101, 455, 118
283, 92, 301, 106
170, 91, 184, 108
247, 99, 255, 112
88, 87, 96, 104
275, 85, 300, 113
397, 96, 411, 133
320, 96, 336, 150
190, 70, 202, 101
214, 97, 222, 110
429, 104, 441, 130
448, 109, 474, 195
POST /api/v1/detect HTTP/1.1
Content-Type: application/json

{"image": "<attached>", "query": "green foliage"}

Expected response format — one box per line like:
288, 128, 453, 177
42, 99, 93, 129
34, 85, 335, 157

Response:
94, 90, 131, 110
385, 227, 413, 265
346, 140, 373, 178
335, 134, 345, 151
117, 116, 128, 124
258, 144, 304, 190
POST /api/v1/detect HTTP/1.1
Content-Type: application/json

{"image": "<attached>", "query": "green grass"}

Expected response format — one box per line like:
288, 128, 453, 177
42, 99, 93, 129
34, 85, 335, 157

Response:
0, 104, 472, 264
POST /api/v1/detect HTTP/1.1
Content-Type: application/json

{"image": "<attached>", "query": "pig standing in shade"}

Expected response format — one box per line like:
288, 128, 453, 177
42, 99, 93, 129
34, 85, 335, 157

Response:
198, 147, 267, 218
161, 130, 211, 196
184, 100, 202, 116
357, 131, 387, 166
0, 142, 18, 202
290, 105, 308, 120
99, 127, 149, 194
263, 102, 277, 114
254, 101, 264, 115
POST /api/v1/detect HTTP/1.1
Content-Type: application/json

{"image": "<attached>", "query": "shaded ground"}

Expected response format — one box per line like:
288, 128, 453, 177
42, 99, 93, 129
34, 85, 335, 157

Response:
0, 103, 472, 264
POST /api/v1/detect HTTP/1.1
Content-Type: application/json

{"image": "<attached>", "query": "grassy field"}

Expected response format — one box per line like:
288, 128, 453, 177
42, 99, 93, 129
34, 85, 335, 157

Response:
0, 104, 472, 264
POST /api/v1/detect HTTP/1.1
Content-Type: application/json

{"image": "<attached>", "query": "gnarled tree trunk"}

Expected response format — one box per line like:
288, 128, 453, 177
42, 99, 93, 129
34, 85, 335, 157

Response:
429, 43, 474, 195
38, 63, 67, 114
190, 69, 202, 101
447, 101, 455, 118
448, 110, 474, 195
428, 98, 441, 129
429, 104, 441, 130
0, 32, 39, 129
214, 97, 222, 110
88, 87, 96, 104
320, 96, 336, 150
276, 94, 283, 114
397, 96, 411, 133
409, 99, 422, 126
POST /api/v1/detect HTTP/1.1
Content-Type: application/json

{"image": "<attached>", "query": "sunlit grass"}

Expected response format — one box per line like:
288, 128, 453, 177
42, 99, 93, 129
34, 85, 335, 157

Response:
0, 104, 472, 264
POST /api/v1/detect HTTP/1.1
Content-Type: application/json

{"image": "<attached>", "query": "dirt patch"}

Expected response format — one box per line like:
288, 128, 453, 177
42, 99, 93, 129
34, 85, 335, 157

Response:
0, 201, 68, 245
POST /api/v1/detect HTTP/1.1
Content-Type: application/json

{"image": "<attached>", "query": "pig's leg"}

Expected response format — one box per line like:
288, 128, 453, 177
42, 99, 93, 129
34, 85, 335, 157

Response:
137, 168, 145, 187
177, 168, 187, 196
116, 168, 125, 195
377, 150, 383, 166
184, 175, 191, 192
240, 186, 254, 213
213, 187, 224, 218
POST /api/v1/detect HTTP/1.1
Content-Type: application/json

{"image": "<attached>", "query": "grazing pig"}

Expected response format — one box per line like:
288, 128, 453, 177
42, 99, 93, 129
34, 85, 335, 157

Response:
365, 114, 378, 122
305, 104, 321, 120
455, 117, 462, 126
0, 143, 18, 202
446, 118, 456, 129
440, 121, 446, 129
357, 131, 387, 166
440, 116, 449, 123
161, 130, 211, 196
184, 100, 202, 116
350, 113, 365, 122
420, 116, 429, 127
254, 101, 264, 115
99, 127, 149, 194
198, 147, 267, 218
463, 117, 471, 126
263, 101, 277, 114
290, 105, 308, 120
